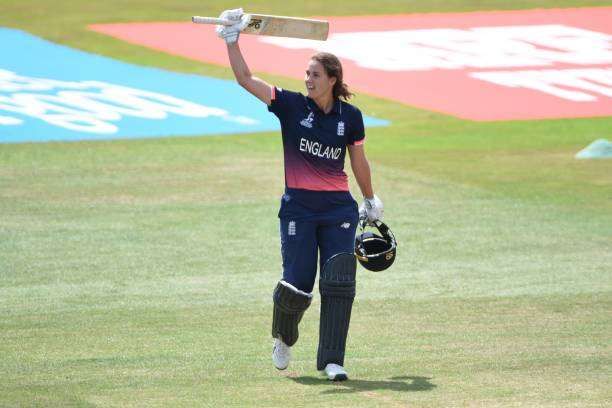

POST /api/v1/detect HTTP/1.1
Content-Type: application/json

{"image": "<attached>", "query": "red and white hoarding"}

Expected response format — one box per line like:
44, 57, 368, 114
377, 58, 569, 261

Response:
91, 7, 612, 121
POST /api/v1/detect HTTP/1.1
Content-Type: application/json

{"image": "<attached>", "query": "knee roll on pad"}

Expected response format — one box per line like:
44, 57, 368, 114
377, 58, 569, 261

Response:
272, 280, 313, 346
317, 253, 356, 370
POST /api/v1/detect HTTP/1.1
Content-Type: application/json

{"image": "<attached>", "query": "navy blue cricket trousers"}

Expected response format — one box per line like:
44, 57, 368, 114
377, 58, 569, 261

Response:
279, 199, 358, 293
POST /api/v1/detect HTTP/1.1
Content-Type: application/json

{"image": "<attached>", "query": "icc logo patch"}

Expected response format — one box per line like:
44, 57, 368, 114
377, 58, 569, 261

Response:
300, 112, 314, 128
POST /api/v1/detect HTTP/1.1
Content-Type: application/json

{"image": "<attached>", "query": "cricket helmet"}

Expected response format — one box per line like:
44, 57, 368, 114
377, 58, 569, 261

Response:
354, 219, 397, 272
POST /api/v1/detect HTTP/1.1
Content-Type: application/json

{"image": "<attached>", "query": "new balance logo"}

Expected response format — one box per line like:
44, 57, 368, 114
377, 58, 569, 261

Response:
300, 112, 314, 128
341, 222, 351, 229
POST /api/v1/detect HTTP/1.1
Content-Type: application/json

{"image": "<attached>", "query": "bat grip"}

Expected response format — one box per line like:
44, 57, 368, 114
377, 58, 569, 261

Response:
192, 16, 234, 25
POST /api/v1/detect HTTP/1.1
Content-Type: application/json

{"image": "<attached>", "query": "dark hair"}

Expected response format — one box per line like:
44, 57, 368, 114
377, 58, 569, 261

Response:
311, 52, 354, 100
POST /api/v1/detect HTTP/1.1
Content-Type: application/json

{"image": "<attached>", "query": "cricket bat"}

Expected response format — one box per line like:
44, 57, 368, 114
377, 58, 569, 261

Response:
192, 14, 329, 41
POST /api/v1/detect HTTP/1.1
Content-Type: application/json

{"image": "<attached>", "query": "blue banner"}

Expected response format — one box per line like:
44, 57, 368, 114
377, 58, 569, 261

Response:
0, 28, 389, 143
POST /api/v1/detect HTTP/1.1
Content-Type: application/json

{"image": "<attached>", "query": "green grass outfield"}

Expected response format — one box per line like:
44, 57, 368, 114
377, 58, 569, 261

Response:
1, 1, 612, 406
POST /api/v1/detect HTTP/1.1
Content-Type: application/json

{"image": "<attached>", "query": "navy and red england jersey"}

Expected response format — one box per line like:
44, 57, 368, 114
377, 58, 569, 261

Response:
267, 86, 365, 213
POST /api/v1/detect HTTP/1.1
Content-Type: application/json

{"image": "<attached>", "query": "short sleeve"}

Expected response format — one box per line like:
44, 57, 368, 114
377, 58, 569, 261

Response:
347, 108, 365, 146
267, 86, 301, 119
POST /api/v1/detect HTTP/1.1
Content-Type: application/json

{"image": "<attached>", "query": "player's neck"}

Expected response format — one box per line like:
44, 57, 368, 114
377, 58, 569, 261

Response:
313, 93, 334, 114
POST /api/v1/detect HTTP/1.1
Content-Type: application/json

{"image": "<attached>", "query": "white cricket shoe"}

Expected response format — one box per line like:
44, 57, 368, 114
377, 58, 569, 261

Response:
323, 363, 348, 381
272, 338, 291, 370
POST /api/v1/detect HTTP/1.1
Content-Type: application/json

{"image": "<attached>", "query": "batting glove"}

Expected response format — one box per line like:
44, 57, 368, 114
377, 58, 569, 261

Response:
359, 195, 384, 224
215, 8, 251, 44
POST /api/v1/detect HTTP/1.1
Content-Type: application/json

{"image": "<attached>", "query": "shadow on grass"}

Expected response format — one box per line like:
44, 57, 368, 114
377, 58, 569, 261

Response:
288, 375, 436, 394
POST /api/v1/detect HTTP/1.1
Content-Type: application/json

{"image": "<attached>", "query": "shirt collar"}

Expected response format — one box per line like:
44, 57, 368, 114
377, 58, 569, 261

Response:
306, 96, 341, 115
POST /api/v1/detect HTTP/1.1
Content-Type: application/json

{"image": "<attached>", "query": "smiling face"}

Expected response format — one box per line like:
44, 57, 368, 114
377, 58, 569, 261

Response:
305, 59, 336, 100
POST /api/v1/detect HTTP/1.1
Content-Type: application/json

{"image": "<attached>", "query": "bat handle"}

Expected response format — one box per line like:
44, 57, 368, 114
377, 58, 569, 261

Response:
192, 16, 234, 26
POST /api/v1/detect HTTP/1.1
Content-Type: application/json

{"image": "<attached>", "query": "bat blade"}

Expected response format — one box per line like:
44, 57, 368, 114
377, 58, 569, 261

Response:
192, 13, 328, 41
244, 14, 328, 40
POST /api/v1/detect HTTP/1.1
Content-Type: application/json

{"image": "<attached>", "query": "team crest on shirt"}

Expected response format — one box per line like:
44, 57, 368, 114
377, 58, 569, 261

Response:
337, 121, 345, 136
300, 112, 314, 128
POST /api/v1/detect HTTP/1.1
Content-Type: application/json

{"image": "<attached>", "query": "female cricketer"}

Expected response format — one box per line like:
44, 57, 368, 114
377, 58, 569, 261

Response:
216, 8, 383, 381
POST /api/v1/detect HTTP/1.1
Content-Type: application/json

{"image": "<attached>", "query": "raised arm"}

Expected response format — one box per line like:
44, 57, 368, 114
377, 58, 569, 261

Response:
214, 8, 272, 105
226, 42, 272, 105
